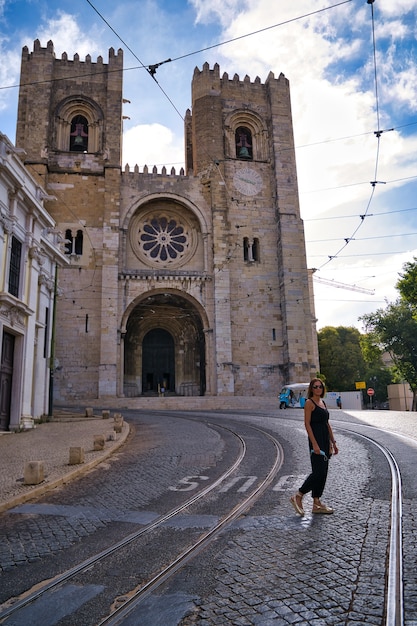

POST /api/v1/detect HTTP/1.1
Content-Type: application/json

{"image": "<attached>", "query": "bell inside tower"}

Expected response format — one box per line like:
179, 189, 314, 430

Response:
235, 126, 253, 160
70, 115, 88, 152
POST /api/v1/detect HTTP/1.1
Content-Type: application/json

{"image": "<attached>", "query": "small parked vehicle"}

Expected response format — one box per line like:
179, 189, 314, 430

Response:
279, 383, 310, 409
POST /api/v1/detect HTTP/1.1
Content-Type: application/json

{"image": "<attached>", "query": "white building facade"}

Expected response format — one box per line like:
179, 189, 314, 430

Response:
0, 132, 67, 430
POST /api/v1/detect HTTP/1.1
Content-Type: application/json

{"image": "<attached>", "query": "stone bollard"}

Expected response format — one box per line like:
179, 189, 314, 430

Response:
69, 447, 85, 465
85, 407, 94, 417
113, 413, 123, 434
93, 434, 105, 451
102, 410, 110, 419
24, 461, 45, 485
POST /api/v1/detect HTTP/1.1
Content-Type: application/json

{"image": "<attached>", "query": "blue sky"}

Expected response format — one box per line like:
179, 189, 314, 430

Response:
1, 0, 417, 331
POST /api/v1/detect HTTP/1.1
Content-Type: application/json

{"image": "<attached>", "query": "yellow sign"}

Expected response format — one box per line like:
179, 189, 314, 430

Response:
355, 381, 366, 389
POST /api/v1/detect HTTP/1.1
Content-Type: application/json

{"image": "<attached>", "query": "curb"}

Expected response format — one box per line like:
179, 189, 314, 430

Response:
0, 422, 131, 515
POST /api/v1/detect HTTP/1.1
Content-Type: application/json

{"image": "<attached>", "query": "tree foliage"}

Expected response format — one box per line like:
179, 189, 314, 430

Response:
318, 326, 366, 391
359, 333, 394, 403
396, 257, 417, 307
360, 299, 417, 410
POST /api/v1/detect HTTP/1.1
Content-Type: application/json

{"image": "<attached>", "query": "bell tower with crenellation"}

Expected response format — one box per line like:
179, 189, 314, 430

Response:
186, 63, 318, 390
16, 40, 124, 399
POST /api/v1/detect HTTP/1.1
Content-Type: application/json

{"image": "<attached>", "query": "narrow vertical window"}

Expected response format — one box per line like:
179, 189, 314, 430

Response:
252, 238, 260, 261
74, 230, 83, 255
65, 229, 73, 255
8, 236, 22, 297
243, 237, 249, 261
44, 307, 49, 358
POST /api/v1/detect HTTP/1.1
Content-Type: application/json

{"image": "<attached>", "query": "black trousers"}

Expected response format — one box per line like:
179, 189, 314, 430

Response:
299, 451, 329, 498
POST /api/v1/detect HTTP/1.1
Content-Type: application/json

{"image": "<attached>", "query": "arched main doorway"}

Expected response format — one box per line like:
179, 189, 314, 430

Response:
142, 328, 175, 394
123, 292, 206, 397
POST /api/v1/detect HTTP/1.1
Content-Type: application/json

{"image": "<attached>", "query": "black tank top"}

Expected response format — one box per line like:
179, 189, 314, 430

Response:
308, 399, 330, 455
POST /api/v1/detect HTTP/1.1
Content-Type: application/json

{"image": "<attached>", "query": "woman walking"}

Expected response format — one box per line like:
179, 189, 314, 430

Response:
290, 378, 338, 515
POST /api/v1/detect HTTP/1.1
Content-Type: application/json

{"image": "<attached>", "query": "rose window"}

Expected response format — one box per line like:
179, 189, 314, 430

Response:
139, 217, 189, 263
130, 204, 199, 268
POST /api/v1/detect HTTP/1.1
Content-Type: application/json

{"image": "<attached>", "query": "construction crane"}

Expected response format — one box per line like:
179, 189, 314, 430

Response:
313, 275, 375, 295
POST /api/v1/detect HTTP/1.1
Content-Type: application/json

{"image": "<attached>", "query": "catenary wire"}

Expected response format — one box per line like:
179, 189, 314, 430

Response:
316, 0, 386, 270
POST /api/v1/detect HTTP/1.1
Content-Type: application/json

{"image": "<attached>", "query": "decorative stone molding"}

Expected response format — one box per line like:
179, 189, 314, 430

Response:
0, 294, 34, 326
29, 245, 46, 265
0, 212, 15, 235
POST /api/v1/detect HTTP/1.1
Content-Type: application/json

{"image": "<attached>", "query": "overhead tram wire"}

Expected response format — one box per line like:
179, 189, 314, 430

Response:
0, 0, 353, 96
167, 0, 354, 64
316, 0, 385, 271
305, 207, 417, 222
84, 0, 355, 124
84, 0, 182, 120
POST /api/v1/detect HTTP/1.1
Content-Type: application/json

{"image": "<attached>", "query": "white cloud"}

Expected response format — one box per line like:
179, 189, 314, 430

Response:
34, 12, 104, 58
190, 0, 249, 26
122, 123, 184, 170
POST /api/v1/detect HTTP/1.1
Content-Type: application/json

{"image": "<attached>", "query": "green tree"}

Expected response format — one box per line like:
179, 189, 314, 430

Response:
361, 300, 417, 411
359, 333, 394, 404
397, 257, 417, 307
318, 326, 366, 391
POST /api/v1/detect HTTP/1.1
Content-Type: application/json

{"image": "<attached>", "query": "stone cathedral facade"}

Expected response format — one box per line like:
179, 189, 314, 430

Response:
16, 39, 318, 402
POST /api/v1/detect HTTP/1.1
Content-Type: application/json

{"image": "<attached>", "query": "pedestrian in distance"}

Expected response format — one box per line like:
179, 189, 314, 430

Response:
290, 378, 339, 516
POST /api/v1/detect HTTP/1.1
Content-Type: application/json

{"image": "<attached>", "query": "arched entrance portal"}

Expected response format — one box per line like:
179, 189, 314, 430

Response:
142, 328, 175, 394
123, 293, 206, 397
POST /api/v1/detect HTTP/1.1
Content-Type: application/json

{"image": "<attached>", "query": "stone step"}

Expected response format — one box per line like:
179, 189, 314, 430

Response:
56, 396, 281, 413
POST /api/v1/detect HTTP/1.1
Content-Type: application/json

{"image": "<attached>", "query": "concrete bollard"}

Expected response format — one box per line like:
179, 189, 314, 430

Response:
102, 410, 110, 419
69, 447, 85, 465
93, 434, 105, 451
24, 461, 45, 485
85, 407, 94, 417
113, 413, 124, 433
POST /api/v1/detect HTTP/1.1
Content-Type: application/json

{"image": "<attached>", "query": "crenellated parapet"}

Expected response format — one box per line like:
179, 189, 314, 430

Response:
122, 164, 188, 190
21, 39, 122, 68
123, 163, 186, 176
191, 61, 288, 101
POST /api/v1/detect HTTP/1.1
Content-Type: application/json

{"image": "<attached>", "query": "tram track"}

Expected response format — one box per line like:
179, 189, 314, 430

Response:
0, 421, 284, 626
176, 411, 407, 626
336, 425, 404, 626
0, 412, 409, 625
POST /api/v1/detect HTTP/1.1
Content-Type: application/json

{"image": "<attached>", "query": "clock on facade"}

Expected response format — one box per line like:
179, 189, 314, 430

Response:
233, 167, 263, 196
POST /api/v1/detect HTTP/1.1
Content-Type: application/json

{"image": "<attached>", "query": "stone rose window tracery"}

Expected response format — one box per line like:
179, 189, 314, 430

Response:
130, 205, 198, 268
140, 217, 187, 261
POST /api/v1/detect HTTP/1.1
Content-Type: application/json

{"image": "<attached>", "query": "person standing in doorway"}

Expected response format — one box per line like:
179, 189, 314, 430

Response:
290, 378, 339, 515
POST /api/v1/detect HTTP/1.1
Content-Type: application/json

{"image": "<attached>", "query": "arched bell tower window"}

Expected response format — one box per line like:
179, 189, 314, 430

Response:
55, 97, 103, 153
235, 126, 253, 160
225, 110, 268, 161
70, 115, 88, 152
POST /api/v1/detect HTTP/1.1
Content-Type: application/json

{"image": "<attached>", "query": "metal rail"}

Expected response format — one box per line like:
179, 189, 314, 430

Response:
0, 421, 246, 623
345, 430, 403, 626
97, 427, 284, 625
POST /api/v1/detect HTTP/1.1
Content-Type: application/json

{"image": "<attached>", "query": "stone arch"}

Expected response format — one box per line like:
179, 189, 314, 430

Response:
54, 96, 104, 152
122, 192, 209, 235
122, 290, 209, 397
224, 109, 268, 161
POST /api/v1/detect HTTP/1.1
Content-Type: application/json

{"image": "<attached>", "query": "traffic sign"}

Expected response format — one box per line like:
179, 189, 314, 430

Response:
367, 388, 375, 396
